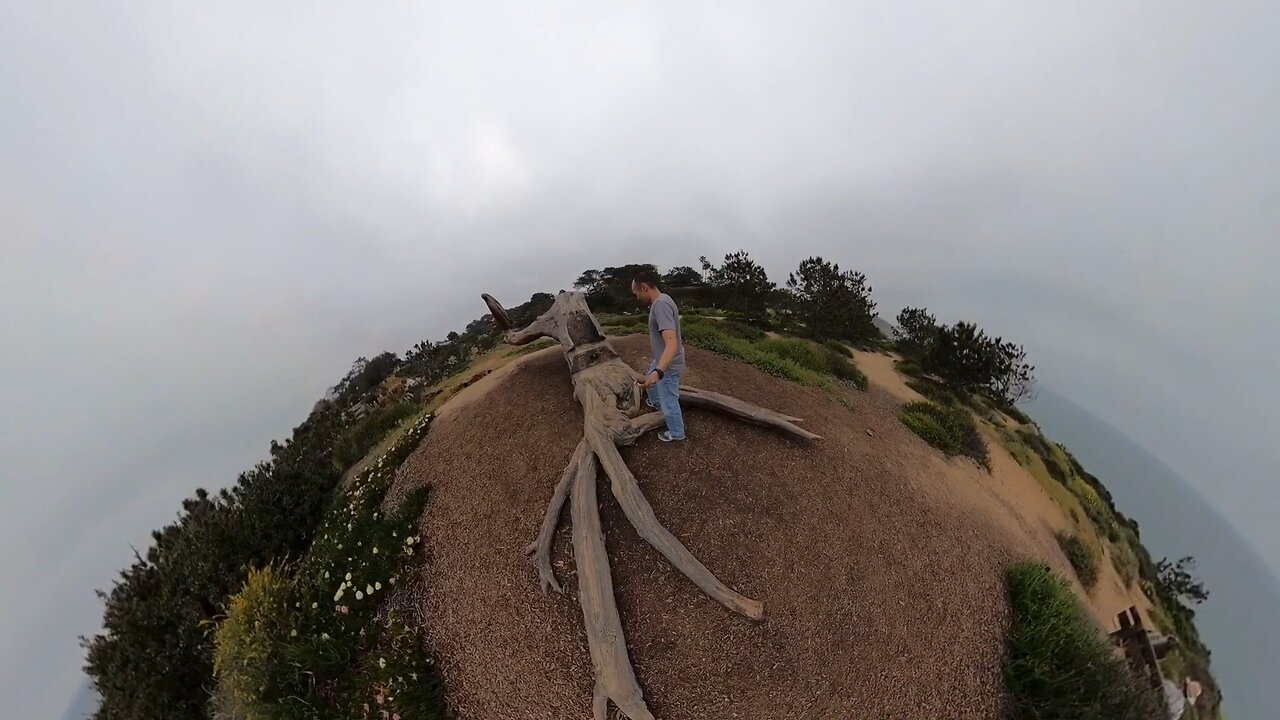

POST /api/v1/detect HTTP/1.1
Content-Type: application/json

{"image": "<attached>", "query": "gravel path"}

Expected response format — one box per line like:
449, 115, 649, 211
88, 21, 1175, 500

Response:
393, 336, 1027, 719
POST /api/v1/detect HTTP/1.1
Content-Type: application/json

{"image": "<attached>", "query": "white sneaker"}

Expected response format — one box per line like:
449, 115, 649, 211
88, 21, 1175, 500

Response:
658, 431, 685, 442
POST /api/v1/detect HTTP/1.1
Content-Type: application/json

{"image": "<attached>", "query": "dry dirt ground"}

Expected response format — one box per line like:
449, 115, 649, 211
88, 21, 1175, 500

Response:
391, 336, 1145, 720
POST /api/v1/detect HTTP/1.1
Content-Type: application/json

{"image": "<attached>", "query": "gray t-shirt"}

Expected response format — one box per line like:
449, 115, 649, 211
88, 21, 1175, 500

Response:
648, 292, 685, 373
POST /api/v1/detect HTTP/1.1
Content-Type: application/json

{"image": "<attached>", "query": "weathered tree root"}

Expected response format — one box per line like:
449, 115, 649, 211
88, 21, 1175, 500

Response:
481, 290, 819, 720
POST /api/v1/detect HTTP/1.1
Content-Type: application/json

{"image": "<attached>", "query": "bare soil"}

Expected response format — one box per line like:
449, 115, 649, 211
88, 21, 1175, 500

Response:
393, 336, 1098, 719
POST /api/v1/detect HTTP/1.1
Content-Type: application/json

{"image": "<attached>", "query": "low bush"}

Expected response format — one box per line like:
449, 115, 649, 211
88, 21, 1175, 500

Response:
212, 565, 298, 719
907, 378, 961, 407
333, 401, 419, 469
1056, 532, 1100, 588
1004, 562, 1166, 720
716, 319, 767, 341
822, 338, 854, 357
822, 345, 868, 390
899, 401, 990, 469
896, 358, 926, 378
997, 401, 1034, 425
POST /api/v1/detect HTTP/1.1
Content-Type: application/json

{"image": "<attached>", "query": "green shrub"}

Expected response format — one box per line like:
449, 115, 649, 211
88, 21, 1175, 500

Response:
333, 401, 419, 469
901, 411, 958, 453
896, 359, 926, 378
1004, 562, 1166, 720
822, 345, 868, 390
899, 401, 990, 469
907, 378, 961, 407
213, 565, 297, 719
1056, 532, 1100, 588
716, 319, 767, 341
822, 338, 855, 357
597, 312, 646, 327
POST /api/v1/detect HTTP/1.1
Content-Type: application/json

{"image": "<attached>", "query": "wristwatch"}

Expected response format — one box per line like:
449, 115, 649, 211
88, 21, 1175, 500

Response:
653, 368, 665, 379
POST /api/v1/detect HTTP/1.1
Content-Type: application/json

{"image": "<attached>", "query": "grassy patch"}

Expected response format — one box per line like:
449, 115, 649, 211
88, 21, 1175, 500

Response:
998, 401, 1034, 425
1056, 532, 1101, 588
212, 416, 446, 720
1004, 562, 1166, 720
1110, 541, 1139, 588
900, 401, 990, 469
1017, 428, 1070, 485
683, 322, 830, 388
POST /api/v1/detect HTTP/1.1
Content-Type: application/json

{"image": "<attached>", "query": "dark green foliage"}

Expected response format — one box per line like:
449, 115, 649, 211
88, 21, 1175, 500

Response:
896, 359, 925, 378
1157, 556, 1210, 605
892, 307, 1035, 405
1004, 562, 1166, 720
899, 401, 990, 469
717, 319, 767, 341
784, 256, 879, 344
822, 338, 854, 357
573, 263, 658, 312
336, 352, 402, 401
84, 291, 559, 720
661, 265, 704, 286
1056, 533, 1100, 588
893, 306, 937, 355
332, 402, 419, 469
699, 250, 776, 319
821, 345, 868, 390
84, 403, 350, 720
906, 378, 962, 407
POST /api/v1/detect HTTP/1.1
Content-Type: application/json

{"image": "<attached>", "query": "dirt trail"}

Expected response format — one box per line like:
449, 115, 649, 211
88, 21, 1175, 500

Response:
851, 349, 924, 403
396, 336, 1077, 720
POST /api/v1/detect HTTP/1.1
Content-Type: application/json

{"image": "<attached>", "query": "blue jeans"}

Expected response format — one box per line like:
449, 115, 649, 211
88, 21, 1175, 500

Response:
648, 363, 685, 439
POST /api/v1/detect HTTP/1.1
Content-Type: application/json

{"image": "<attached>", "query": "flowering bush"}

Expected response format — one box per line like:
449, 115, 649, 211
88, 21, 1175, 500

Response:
213, 415, 447, 720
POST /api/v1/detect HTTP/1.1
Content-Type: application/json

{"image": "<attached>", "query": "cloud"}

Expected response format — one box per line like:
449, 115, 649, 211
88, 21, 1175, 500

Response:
2, 1, 1277, 717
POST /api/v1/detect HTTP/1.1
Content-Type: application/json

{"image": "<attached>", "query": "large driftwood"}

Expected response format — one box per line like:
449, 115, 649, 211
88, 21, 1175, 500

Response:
481, 290, 819, 720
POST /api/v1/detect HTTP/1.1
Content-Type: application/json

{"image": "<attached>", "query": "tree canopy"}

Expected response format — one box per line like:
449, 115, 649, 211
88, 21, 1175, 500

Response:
785, 256, 878, 343
894, 307, 1036, 405
699, 250, 776, 318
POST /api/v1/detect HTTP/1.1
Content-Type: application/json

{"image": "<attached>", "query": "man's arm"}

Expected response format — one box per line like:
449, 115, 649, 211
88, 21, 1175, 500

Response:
643, 330, 680, 388
656, 328, 679, 372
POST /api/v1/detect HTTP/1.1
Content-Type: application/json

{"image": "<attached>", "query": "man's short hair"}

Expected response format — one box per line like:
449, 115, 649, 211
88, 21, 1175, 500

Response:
632, 269, 661, 289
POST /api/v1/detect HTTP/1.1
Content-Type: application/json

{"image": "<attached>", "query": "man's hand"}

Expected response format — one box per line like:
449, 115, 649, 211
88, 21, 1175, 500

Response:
641, 370, 661, 389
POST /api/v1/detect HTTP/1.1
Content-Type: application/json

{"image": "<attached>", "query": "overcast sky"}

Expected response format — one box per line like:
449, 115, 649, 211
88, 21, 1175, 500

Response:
3, 2, 1278, 717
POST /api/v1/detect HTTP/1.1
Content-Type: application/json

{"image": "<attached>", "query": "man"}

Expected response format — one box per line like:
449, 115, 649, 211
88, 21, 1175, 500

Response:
632, 269, 686, 442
